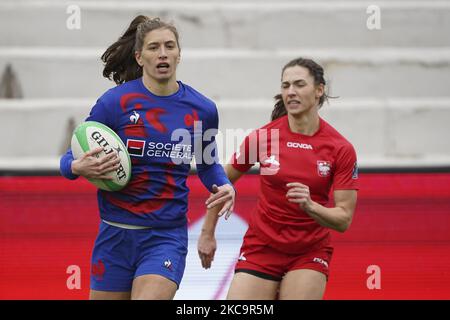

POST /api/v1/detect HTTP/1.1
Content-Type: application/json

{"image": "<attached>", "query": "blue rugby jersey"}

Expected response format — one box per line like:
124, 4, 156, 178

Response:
60, 78, 231, 227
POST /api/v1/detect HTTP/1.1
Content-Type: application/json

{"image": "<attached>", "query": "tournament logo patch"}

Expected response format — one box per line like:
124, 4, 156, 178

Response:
317, 160, 331, 177
126, 139, 145, 157
352, 161, 359, 179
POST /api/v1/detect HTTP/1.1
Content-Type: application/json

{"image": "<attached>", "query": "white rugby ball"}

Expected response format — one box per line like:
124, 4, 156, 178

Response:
71, 121, 132, 191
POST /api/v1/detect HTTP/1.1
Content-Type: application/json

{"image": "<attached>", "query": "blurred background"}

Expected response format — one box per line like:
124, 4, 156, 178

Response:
1, 0, 449, 299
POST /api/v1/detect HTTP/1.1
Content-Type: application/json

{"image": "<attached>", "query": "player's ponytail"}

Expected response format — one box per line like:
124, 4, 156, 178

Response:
102, 15, 180, 85
271, 94, 287, 121
271, 58, 335, 121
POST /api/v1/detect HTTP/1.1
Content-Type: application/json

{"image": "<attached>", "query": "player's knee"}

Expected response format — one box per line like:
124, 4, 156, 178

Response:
131, 275, 177, 300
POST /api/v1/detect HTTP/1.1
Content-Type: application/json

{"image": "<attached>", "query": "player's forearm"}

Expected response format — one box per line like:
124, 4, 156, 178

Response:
201, 163, 242, 236
304, 202, 352, 233
201, 205, 221, 236
197, 162, 231, 192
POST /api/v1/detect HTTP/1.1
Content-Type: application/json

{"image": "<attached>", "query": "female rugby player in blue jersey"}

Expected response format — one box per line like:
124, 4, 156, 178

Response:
60, 16, 235, 300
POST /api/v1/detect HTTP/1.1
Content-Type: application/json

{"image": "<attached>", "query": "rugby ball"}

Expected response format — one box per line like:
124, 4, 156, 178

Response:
71, 121, 132, 191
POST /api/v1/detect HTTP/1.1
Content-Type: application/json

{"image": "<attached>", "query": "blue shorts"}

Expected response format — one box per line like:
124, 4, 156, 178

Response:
90, 221, 188, 292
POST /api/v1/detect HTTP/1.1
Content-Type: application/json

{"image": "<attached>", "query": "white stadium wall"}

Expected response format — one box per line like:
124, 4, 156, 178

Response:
1, 1, 450, 169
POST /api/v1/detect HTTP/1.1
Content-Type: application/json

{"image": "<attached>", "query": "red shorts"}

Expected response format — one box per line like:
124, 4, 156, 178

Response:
235, 227, 334, 281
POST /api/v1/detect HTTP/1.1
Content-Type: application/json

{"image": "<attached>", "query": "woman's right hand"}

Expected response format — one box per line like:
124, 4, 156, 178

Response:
71, 147, 121, 180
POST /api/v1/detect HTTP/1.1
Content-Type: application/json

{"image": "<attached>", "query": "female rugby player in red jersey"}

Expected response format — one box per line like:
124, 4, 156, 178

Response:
198, 57, 359, 300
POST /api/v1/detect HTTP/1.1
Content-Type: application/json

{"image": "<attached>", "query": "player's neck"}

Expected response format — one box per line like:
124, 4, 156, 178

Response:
142, 75, 179, 96
287, 111, 320, 136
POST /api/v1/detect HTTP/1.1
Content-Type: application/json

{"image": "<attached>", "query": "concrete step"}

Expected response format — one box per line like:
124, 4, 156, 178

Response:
1, 47, 450, 99
1, 98, 449, 169
1, 1, 450, 48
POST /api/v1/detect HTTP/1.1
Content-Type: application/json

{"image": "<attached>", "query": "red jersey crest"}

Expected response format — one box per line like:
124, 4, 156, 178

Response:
317, 160, 331, 177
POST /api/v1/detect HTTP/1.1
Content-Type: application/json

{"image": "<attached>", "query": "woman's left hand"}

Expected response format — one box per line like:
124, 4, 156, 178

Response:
286, 182, 315, 212
197, 232, 217, 269
205, 184, 235, 220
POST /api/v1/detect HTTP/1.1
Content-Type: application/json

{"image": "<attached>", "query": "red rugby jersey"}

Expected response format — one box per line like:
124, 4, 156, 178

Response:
231, 115, 359, 254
